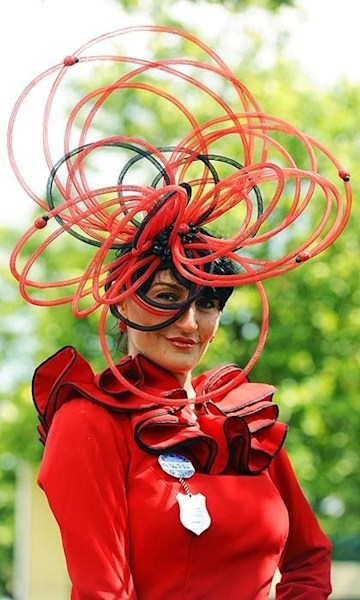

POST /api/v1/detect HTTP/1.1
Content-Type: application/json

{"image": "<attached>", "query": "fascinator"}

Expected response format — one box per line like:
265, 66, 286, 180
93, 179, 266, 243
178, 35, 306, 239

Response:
8, 26, 351, 401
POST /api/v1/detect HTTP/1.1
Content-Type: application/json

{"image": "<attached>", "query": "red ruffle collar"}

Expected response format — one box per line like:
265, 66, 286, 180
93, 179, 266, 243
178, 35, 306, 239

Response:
32, 345, 287, 475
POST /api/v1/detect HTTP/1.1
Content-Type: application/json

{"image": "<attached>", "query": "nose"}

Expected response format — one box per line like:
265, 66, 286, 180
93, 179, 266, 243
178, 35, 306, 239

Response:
176, 303, 198, 332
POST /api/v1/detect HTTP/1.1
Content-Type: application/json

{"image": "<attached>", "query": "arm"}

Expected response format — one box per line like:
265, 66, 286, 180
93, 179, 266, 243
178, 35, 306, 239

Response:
38, 398, 136, 600
269, 448, 332, 599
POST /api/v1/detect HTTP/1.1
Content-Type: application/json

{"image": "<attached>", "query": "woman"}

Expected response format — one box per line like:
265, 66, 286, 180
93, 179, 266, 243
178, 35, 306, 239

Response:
9, 26, 351, 599
33, 260, 332, 599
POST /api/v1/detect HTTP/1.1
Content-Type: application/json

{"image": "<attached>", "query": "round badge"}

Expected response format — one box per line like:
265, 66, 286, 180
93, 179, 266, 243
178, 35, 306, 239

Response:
158, 453, 195, 479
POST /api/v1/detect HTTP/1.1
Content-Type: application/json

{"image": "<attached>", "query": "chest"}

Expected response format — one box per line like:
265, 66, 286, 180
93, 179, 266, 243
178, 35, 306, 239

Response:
124, 436, 289, 599
127, 451, 289, 554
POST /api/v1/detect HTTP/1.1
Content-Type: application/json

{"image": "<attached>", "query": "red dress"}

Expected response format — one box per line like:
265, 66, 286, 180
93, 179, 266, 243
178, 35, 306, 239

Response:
33, 346, 332, 599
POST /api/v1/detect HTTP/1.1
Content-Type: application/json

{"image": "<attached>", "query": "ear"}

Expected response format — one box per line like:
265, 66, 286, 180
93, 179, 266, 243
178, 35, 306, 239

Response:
116, 299, 128, 319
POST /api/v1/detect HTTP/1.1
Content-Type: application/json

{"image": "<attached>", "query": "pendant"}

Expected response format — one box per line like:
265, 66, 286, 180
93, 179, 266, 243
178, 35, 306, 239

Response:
176, 492, 211, 535
159, 453, 211, 535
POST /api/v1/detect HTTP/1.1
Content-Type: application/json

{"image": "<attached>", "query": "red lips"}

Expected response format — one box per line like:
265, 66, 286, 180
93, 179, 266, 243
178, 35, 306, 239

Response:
167, 337, 196, 348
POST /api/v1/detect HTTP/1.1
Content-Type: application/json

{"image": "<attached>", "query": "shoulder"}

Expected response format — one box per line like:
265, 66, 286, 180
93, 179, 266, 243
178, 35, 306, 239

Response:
45, 396, 131, 467
32, 346, 108, 439
52, 396, 126, 432
32, 346, 143, 443
268, 448, 310, 508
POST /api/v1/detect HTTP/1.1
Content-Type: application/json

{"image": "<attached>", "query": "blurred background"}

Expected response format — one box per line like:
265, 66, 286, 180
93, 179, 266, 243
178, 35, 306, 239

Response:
0, 0, 359, 598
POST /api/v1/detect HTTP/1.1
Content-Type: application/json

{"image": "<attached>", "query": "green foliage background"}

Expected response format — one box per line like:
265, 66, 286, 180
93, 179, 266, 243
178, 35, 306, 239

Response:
1, 0, 359, 595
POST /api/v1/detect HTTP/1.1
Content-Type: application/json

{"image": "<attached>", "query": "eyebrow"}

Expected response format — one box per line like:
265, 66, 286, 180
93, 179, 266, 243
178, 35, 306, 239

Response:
150, 281, 186, 292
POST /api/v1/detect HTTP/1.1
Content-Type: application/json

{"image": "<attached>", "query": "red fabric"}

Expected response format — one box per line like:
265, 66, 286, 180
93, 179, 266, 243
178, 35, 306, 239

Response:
269, 450, 332, 599
35, 348, 332, 599
33, 346, 287, 476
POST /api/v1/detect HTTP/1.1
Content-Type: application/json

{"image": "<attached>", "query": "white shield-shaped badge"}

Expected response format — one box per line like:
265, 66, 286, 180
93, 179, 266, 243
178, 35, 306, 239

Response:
176, 492, 211, 535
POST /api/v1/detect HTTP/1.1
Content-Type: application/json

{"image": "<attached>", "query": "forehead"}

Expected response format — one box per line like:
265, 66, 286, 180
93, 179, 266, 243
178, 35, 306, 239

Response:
150, 269, 187, 290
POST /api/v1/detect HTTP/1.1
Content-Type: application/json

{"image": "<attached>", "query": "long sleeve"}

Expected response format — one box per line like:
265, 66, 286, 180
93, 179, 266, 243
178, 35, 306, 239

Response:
38, 398, 136, 600
269, 448, 332, 599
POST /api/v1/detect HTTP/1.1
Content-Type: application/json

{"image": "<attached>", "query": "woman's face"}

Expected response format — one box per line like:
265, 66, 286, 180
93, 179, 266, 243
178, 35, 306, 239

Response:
118, 270, 221, 388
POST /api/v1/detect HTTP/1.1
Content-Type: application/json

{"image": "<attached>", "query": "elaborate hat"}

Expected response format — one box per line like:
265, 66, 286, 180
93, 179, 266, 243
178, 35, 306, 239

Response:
8, 26, 351, 400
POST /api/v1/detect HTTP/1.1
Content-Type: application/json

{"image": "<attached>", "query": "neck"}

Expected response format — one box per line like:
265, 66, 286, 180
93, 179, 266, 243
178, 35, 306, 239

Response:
174, 371, 195, 398
127, 349, 195, 397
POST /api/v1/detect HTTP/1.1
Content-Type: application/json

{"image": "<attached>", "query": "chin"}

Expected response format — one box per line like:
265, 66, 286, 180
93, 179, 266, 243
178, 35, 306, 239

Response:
159, 356, 199, 377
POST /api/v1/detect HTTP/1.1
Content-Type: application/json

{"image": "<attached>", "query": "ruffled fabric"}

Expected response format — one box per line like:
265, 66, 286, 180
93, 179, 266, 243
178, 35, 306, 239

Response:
32, 346, 185, 442
32, 346, 287, 474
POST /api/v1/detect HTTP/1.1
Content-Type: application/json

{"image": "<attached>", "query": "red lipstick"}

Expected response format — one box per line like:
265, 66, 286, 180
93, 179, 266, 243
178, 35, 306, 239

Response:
167, 337, 196, 348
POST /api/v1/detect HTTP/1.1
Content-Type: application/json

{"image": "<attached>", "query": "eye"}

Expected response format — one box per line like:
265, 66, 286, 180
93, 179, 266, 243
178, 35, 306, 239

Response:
195, 296, 220, 311
155, 292, 179, 304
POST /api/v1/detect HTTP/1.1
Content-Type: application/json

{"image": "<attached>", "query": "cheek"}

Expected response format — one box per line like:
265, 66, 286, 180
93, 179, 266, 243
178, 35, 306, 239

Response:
126, 329, 156, 357
201, 314, 220, 341
126, 300, 170, 329
125, 302, 155, 328
128, 328, 149, 345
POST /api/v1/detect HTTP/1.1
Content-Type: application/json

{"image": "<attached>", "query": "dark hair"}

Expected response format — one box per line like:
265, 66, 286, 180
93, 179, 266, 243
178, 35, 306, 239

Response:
106, 224, 238, 328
